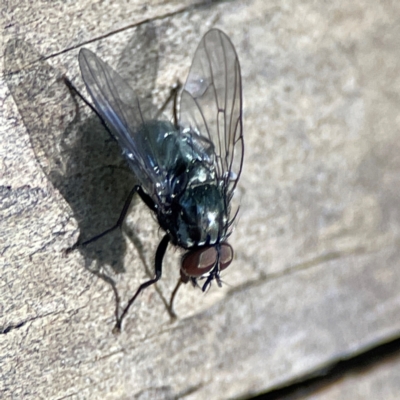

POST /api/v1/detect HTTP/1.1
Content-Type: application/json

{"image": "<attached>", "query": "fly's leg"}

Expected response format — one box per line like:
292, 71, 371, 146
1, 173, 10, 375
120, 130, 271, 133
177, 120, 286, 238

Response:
167, 279, 182, 320
66, 185, 155, 253
154, 80, 181, 128
63, 75, 159, 252
113, 234, 170, 333
172, 80, 180, 129
66, 186, 134, 253
63, 76, 115, 141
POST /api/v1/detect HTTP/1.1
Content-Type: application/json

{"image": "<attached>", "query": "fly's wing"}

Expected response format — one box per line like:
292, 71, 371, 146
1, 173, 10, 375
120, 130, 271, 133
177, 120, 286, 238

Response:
179, 29, 244, 201
79, 48, 166, 202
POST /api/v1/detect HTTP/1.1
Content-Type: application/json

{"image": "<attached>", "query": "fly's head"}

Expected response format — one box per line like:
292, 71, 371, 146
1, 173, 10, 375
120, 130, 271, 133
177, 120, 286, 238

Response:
180, 242, 233, 291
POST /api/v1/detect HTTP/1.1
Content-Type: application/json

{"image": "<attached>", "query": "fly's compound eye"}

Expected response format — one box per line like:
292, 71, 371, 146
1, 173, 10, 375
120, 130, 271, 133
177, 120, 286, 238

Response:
180, 243, 234, 283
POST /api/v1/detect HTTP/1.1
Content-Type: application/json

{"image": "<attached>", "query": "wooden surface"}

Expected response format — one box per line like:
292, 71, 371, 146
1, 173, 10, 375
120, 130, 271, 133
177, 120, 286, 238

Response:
2, 0, 400, 399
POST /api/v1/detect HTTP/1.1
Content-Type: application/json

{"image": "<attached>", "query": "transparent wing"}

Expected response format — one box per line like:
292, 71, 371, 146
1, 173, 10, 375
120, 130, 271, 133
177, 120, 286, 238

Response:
79, 48, 167, 201
179, 29, 244, 200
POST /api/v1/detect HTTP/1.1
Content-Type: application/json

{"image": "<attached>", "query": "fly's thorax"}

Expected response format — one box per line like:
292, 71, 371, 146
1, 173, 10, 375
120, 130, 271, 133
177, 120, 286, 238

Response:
158, 179, 228, 249
180, 183, 227, 246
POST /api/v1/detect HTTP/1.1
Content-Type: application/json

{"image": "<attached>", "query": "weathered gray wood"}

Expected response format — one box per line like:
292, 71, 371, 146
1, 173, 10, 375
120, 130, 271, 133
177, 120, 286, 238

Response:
293, 351, 400, 400
2, 0, 400, 398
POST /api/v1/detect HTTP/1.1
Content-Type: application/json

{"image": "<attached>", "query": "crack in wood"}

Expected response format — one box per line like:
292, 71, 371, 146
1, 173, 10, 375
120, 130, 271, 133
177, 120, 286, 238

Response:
245, 335, 400, 399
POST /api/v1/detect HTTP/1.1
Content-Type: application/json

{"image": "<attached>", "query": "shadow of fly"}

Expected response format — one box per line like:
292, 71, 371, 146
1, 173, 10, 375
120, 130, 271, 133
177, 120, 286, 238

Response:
67, 29, 244, 332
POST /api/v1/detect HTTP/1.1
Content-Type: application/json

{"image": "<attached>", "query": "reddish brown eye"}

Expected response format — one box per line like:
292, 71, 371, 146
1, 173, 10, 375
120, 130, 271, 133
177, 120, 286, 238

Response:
180, 243, 234, 282
219, 243, 234, 271
182, 247, 217, 278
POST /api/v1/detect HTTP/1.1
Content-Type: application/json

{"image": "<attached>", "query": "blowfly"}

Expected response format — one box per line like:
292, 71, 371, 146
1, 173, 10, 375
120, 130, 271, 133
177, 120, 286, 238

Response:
74, 29, 243, 331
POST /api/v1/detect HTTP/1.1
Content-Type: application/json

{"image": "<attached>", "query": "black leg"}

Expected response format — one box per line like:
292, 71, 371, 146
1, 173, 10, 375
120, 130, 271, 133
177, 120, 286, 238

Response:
172, 81, 181, 129
63, 76, 115, 141
167, 278, 182, 320
66, 185, 139, 253
113, 234, 170, 333
135, 185, 157, 212
154, 80, 182, 128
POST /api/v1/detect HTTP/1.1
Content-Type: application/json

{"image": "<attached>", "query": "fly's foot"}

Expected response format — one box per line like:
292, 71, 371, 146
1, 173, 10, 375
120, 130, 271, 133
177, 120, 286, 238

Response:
62, 240, 81, 257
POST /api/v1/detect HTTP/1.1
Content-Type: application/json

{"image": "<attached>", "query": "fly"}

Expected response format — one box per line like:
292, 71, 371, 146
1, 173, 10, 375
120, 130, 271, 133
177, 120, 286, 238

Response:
68, 29, 244, 331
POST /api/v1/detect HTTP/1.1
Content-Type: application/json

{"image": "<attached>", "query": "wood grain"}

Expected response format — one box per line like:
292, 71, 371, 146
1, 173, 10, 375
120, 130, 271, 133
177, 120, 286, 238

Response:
2, 0, 400, 398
